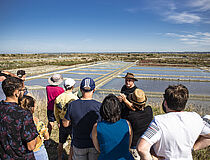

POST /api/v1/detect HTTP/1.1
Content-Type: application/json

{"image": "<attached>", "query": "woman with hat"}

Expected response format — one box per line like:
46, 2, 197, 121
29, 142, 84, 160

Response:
120, 89, 153, 160
46, 74, 64, 137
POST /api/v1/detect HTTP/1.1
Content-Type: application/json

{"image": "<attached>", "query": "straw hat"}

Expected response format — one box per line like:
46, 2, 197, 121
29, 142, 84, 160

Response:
123, 72, 138, 81
128, 88, 147, 106
48, 74, 63, 86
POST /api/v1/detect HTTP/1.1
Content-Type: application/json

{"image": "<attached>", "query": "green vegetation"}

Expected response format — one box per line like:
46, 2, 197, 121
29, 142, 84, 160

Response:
1, 52, 209, 70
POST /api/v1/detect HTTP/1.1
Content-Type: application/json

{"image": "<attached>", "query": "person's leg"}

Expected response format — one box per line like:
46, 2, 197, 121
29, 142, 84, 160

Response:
58, 143, 64, 160
47, 121, 54, 136
68, 132, 73, 160
58, 120, 70, 160
58, 122, 69, 160
47, 110, 55, 136
88, 148, 99, 160
72, 146, 88, 160
68, 146, 73, 160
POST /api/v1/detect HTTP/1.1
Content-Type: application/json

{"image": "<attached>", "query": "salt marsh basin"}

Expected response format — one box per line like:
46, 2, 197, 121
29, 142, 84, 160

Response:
2, 61, 206, 112
0, 61, 209, 112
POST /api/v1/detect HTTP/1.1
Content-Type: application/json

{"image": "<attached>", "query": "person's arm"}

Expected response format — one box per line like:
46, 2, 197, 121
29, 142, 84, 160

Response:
27, 138, 37, 151
92, 123, 100, 152
137, 138, 153, 160
62, 118, 70, 127
194, 116, 210, 150
137, 119, 162, 160
120, 93, 136, 111
1, 71, 17, 78
54, 99, 61, 125
126, 120, 133, 148
22, 112, 39, 151
0, 75, 6, 82
43, 129, 50, 140
193, 134, 210, 150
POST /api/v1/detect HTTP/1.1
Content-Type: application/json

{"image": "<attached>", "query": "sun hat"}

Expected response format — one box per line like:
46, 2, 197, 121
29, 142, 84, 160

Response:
48, 74, 63, 86
80, 77, 95, 92
64, 78, 76, 89
128, 88, 147, 106
123, 72, 138, 81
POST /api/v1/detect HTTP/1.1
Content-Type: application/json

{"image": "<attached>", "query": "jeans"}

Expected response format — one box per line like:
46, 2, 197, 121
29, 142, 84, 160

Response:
34, 144, 49, 160
73, 146, 99, 160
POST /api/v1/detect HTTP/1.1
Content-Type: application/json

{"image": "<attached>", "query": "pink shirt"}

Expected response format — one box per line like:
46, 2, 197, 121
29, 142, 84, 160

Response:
46, 85, 64, 111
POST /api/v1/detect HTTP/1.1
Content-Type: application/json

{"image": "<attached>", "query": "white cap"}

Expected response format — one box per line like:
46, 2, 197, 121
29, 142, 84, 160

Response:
64, 78, 76, 89
203, 115, 210, 120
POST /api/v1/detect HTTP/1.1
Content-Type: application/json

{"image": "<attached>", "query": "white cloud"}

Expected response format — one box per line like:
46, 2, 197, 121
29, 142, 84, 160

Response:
188, 0, 210, 11
195, 32, 210, 37
145, 0, 209, 24
125, 8, 139, 13
165, 31, 210, 45
166, 12, 201, 23
166, 32, 197, 38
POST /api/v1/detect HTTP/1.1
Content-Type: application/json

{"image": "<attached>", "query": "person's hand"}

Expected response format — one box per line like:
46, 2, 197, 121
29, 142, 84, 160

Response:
120, 93, 126, 102
40, 128, 48, 137
117, 95, 123, 102
0, 76, 6, 82
57, 123, 60, 128
1, 71, 9, 75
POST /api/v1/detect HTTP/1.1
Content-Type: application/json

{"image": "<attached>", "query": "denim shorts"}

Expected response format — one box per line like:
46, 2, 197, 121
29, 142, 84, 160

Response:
47, 110, 55, 122
34, 144, 49, 160
59, 120, 72, 143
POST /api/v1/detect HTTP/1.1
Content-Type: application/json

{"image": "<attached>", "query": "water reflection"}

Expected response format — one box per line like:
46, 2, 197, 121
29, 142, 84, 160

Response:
67, 70, 109, 74
61, 74, 101, 80
100, 78, 210, 95
131, 66, 203, 72
124, 70, 210, 78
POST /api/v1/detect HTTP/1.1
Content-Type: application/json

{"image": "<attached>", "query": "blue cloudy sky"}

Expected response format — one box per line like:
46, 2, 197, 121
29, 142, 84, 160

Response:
0, 0, 210, 53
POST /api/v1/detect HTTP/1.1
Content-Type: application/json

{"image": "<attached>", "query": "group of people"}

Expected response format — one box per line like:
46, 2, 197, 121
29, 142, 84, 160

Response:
0, 70, 210, 160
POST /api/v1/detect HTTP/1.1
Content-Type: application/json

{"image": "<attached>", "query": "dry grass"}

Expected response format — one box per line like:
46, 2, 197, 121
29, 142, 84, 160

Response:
32, 92, 209, 160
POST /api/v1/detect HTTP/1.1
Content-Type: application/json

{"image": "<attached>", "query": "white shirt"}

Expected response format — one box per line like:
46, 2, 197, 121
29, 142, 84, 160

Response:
141, 112, 210, 160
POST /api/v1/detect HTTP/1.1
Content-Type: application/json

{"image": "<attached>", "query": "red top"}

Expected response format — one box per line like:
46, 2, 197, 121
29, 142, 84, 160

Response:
46, 85, 64, 110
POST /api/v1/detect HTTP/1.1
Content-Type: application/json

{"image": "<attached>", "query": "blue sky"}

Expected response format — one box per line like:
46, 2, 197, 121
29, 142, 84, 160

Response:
0, 0, 210, 53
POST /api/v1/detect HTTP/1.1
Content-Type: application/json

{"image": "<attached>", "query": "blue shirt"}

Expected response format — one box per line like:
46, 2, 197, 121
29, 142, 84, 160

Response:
97, 119, 134, 160
65, 99, 101, 148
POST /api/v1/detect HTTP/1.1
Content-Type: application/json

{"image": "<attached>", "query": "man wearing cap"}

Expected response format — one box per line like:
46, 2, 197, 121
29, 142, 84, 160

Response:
0, 70, 29, 100
137, 84, 210, 160
17, 70, 30, 96
17, 70, 26, 81
46, 74, 64, 137
119, 72, 138, 118
54, 78, 78, 160
63, 77, 101, 160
